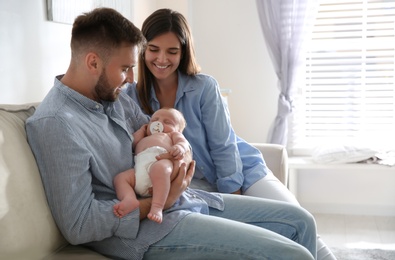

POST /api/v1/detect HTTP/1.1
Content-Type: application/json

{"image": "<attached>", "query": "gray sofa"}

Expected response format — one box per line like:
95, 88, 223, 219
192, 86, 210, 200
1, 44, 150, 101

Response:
0, 103, 289, 259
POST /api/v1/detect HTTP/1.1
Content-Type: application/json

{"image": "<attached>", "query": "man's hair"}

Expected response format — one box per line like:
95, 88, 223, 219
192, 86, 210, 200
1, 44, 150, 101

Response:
70, 7, 146, 62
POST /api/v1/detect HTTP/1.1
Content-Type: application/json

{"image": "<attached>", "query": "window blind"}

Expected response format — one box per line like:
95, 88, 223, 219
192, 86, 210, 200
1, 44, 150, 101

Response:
290, 0, 395, 155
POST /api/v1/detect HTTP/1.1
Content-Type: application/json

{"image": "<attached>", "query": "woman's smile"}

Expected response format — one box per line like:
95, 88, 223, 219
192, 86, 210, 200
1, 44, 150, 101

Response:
154, 63, 170, 69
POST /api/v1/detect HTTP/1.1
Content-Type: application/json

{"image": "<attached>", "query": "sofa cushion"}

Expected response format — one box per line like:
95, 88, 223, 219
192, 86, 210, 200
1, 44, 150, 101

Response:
0, 103, 68, 259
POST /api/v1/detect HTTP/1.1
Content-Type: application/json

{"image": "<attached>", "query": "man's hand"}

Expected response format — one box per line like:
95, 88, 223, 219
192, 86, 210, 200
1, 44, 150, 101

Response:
138, 160, 195, 220
155, 151, 176, 161
164, 160, 195, 210
155, 152, 194, 209
156, 149, 192, 165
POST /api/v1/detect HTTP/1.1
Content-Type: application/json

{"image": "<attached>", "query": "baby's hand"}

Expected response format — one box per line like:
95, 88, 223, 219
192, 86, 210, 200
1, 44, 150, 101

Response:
170, 144, 186, 160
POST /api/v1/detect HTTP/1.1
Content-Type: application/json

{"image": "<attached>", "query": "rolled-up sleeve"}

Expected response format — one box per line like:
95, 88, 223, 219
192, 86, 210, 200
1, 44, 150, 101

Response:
196, 78, 244, 193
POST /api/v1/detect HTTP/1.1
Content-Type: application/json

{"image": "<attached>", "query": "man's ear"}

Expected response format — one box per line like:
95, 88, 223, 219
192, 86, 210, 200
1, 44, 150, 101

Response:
86, 52, 101, 74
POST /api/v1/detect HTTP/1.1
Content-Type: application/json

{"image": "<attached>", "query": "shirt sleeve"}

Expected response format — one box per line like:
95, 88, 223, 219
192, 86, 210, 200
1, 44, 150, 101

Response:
26, 116, 140, 244
199, 78, 244, 193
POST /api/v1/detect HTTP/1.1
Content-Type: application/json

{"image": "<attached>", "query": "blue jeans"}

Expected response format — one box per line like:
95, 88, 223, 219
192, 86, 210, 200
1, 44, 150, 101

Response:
144, 194, 316, 259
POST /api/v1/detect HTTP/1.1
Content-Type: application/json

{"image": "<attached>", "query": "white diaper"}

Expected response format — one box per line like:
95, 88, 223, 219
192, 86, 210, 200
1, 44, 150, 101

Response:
134, 146, 168, 197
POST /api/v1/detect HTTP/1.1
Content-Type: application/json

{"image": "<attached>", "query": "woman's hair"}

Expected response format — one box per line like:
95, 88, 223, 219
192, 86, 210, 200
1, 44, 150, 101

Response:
71, 8, 145, 63
137, 8, 201, 114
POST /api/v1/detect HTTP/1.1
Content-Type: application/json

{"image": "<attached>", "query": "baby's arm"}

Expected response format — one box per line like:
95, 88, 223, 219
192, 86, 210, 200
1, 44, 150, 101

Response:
132, 124, 148, 149
169, 132, 190, 160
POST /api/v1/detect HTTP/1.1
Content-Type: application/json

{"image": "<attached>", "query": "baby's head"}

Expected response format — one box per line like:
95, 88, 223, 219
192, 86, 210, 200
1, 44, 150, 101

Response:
148, 108, 186, 135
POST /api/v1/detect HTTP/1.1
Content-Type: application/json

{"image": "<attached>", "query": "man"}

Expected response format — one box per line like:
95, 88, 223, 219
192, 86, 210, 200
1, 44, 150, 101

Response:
26, 8, 316, 259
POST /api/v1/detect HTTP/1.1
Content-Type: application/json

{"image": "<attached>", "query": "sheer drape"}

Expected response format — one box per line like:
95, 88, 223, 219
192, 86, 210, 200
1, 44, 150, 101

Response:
256, 0, 318, 145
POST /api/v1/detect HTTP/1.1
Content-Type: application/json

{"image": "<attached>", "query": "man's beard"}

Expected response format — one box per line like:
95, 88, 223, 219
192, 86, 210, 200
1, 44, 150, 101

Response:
95, 69, 123, 102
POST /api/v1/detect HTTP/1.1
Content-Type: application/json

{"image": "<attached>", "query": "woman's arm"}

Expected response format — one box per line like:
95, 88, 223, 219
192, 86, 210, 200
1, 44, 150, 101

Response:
198, 79, 244, 193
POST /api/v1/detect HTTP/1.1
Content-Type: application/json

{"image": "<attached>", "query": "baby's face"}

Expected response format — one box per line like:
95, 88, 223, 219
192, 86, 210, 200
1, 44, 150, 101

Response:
149, 109, 181, 134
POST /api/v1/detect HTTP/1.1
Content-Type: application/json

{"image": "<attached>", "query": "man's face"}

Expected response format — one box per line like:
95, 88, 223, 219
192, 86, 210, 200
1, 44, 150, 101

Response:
95, 68, 115, 101
95, 44, 138, 102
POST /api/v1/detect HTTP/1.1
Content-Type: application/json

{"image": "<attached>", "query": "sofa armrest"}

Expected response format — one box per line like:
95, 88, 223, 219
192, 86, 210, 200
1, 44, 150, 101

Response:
251, 143, 289, 187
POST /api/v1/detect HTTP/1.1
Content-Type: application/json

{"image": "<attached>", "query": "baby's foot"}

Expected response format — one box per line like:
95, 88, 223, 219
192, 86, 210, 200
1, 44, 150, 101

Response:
113, 203, 126, 218
113, 200, 139, 218
148, 208, 163, 223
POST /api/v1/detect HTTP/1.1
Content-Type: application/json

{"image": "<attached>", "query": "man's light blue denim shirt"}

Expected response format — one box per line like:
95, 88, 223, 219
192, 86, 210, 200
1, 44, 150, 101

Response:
26, 76, 224, 259
126, 71, 268, 193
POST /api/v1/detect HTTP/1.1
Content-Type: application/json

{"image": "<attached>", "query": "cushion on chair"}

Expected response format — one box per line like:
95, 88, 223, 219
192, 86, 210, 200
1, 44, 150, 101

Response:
0, 104, 68, 259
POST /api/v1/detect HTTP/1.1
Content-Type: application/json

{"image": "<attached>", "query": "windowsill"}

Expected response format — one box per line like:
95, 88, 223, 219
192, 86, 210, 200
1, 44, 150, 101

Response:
287, 156, 392, 199
288, 156, 391, 170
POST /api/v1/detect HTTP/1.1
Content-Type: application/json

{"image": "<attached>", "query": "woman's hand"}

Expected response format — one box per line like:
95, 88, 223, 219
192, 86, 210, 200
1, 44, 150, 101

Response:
232, 189, 242, 195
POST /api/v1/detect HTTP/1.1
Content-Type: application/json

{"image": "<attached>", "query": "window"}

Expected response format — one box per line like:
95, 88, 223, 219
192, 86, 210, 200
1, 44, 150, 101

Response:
289, 0, 395, 155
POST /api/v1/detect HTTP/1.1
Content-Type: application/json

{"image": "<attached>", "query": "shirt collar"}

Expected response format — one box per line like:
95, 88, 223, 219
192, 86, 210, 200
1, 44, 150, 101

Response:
148, 70, 196, 108
55, 75, 106, 112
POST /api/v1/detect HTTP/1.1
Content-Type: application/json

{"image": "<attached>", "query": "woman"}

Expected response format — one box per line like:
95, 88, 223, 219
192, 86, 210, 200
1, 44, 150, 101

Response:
126, 8, 336, 260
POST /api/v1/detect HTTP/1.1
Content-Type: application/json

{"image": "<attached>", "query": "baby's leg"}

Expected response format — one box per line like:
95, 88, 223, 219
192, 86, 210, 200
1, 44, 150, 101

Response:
148, 159, 173, 223
113, 169, 140, 218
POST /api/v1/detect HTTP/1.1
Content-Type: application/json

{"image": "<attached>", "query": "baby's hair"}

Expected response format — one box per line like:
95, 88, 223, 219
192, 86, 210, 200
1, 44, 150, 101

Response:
160, 107, 187, 131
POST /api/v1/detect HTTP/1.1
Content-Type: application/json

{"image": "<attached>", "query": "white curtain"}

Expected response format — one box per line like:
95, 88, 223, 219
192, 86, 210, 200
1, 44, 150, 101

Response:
256, 0, 318, 145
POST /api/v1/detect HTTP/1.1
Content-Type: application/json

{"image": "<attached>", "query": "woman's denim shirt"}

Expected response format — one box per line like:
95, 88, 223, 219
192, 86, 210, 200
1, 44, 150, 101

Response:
126, 71, 268, 193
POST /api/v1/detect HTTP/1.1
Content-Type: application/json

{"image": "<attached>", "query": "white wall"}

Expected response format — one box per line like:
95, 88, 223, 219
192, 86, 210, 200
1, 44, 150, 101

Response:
0, 0, 277, 144
0, 0, 71, 105
190, 1, 278, 144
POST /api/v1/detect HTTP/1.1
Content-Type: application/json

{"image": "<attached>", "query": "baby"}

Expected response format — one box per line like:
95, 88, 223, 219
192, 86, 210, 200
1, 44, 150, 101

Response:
113, 107, 191, 223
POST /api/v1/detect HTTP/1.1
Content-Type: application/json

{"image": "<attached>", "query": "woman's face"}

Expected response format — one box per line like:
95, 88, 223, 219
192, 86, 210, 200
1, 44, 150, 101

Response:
144, 32, 182, 81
